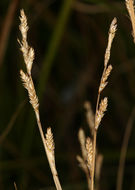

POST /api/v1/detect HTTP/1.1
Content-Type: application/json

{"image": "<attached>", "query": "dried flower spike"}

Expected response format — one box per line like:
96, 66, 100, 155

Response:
78, 128, 87, 161
46, 127, 55, 153
19, 9, 28, 40
95, 97, 108, 130
99, 64, 112, 93
19, 9, 34, 75
104, 17, 117, 67
20, 70, 39, 111
86, 137, 93, 174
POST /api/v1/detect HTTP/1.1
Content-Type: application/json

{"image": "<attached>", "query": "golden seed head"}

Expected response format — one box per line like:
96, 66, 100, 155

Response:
20, 70, 30, 90
99, 64, 112, 93
78, 128, 87, 161
19, 9, 34, 75
19, 9, 38, 111
95, 97, 108, 130
46, 127, 55, 153
78, 128, 86, 147
19, 9, 28, 41
104, 18, 117, 67
86, 137, 93, 172
110, 17, 117, 35
20, 69, 39, 111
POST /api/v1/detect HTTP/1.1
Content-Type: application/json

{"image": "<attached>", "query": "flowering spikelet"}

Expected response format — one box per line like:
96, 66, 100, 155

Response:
104, 18, 117, 67
19, 9, 28, 41
19, 9, 34, 75
99, 64, 112, 93
19, 9, 38, 111
109, 18, 117, 38
95, 97, 108, 130
20, 70, 39, 110
46, 128, 55, 153
86, 137, 93, 173
78, 128, 87, 161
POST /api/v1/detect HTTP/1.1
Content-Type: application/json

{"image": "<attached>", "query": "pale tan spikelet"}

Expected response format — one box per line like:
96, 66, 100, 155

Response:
109, 17, 117, 37
26, 47, 35, 74
19, 9, 28, 41
46, 127, 55, 153
19, 9, 34, 75
20, 69, 30, 90
95, 97, 108, 130
19, 10, 29, 64
84, 101, 94, 134
86, 137, 93, 173
104, 18, 117, 67
20, 70, 39, 110
99, 64, 112, 93
125, 0, 135, 43
78, 128, 87, 161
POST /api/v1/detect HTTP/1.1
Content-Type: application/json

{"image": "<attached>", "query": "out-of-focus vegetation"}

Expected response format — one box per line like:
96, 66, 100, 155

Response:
0, 0, 135, 189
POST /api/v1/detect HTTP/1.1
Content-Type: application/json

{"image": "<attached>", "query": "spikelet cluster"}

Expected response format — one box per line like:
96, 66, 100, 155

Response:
45, 128, 55, 153
96, 18, 117, 129
95, 97, 108, 130
77, 129, 94, 184
78, 128, 87, 161
99, 65, 112, 93
99, 18, 117, 93
77, 129, 87, 173
77, 18, 117, 190
19, 9, 34, 75
104, 18, 117, 67
86, 137, 93, 173
19, 9, 39, 111
20, 70, 39, 110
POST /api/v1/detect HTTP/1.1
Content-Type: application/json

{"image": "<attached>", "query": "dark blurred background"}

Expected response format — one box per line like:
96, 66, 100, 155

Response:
0, 0, 135, 189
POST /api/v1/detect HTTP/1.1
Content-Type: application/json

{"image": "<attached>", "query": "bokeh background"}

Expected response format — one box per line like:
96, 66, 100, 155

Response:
0, 0, 135, 189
